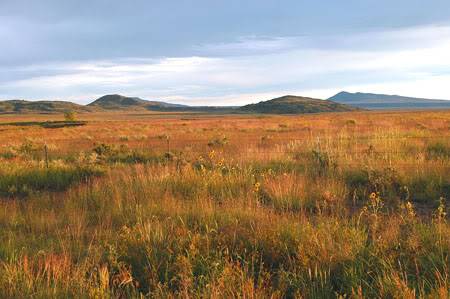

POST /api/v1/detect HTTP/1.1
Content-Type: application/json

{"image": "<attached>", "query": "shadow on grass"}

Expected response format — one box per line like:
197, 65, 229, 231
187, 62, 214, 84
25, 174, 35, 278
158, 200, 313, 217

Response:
0, 165, 104, 197
0, 121, 87, 128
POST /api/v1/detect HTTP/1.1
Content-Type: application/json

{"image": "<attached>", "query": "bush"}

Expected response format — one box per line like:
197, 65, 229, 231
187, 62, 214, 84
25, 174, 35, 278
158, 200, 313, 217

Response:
93, 143, 116, 156
64, 110, 77, 122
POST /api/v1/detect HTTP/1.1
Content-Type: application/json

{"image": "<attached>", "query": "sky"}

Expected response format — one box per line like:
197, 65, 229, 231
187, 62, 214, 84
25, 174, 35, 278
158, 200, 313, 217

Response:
1, 0, 450, 105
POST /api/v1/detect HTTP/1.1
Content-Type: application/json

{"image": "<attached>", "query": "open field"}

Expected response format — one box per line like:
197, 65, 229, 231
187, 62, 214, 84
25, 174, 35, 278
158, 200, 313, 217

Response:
0, 110, 449, 298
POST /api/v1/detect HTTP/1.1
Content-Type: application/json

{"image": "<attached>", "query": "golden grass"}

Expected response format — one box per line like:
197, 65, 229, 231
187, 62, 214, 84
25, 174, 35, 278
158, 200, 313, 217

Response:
0, 110, 449, 298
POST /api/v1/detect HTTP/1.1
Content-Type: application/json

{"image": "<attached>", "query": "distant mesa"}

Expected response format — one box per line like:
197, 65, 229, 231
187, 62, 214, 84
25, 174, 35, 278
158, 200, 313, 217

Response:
88, 94, 188, 110
239, 95, 359, 114
88, 94, 149, 108
329, 91, 450, 109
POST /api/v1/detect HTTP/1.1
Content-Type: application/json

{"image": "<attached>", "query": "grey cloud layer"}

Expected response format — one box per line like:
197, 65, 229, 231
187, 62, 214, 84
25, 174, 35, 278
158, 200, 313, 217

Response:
2, 0, 450, 65
1, 0, 450, 103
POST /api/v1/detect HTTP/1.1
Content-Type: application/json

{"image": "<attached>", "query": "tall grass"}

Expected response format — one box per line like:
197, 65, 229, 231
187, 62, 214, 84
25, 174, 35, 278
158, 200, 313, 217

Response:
0, 110, 449, 297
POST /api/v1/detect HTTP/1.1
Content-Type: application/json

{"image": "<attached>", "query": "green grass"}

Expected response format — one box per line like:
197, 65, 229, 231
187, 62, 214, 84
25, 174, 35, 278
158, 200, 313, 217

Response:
0, 163, 104, 197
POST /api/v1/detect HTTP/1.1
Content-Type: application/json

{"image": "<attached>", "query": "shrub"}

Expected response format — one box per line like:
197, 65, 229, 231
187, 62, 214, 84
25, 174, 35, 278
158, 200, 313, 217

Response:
93, 143, 116, 156
0, 150, 17, 159
18, 140, 41, 156
64, 110, 77, 122
345, 119, 357, 126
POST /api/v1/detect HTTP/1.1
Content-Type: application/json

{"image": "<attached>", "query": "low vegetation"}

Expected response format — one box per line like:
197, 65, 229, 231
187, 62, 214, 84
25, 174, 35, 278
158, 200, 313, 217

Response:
1, 120, 87, 128
0, 161, 104, 197
0, 100, 91, 114
0, 110, 448, 297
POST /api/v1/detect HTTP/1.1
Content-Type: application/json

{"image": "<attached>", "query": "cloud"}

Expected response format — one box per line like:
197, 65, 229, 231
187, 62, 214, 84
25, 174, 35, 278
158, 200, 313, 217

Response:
1, 25, 450, 104
194, 36, 299, 56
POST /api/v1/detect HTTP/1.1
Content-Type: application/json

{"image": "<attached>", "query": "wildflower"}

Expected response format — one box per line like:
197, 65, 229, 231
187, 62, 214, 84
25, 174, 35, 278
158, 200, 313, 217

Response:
400, 186, 410, 201
208, 150, 215, 160
8, 185, 17, 195
88, 152, 99, 164
435, 197, 447, 221
322, 191, 336, 203
217, 158, 224, 167
200, 164, 206, 174
400, 200, 416, 221
405, 201, 415, 218
368, 192, 383, 214
253, 182, 261, 193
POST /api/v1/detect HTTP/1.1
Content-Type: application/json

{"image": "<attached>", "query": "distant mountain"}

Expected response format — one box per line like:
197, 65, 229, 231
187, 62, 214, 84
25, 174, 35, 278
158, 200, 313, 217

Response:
5, 92, 449, 115
239, 95, 359, 114
0, 100, 91, 114
329, 91, 450, 109
0, 94, 234, 114
88, 94, 188, 110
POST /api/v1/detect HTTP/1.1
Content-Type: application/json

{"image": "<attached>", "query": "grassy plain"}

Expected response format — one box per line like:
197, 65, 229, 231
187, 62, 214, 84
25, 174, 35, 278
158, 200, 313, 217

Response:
0, 110, 449, 298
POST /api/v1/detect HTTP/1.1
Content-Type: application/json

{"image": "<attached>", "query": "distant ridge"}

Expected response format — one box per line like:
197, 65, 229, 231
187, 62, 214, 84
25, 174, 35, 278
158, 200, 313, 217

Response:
329, 91, 450, 109
9, 92, 450, 114
239, 95, 359, 114
0, 94, 362, 114
0, 100, 91, 114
